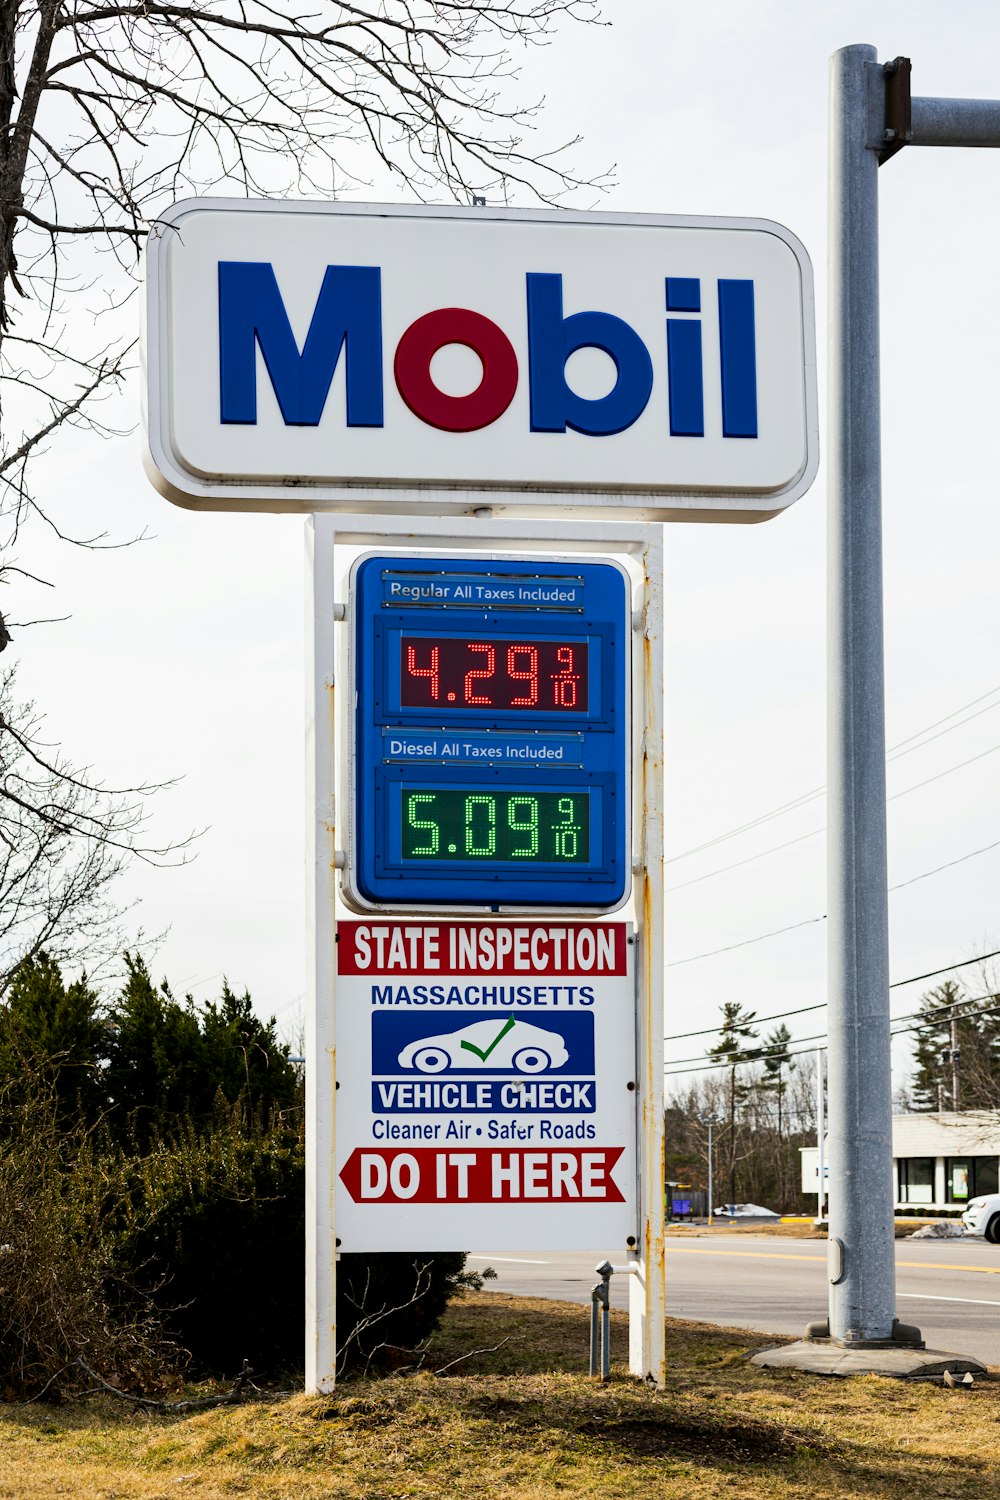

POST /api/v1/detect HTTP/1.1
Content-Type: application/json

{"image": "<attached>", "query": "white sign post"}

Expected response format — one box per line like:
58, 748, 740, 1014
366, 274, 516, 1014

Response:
306, 513, 666, 1393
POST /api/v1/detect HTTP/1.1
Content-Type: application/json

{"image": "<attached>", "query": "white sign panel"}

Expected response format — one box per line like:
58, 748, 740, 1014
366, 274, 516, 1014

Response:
334, 919, 636, 1251
144, 200, 817, 522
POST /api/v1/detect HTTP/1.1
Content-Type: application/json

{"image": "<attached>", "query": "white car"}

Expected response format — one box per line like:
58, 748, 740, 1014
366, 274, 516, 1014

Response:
962, 1194, 1000, 1242
397, 1018, 569, 1075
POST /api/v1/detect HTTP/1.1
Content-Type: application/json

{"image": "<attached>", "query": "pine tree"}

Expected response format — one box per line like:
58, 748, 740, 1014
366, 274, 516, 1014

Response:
105, 955, 298, 1142
707, 1002, 761, 1204
105, 953, 204, 1142
761, 1023, 793, 1208
911, 980, 1000, 1112
198, 980, 298, 1121
762, 1023, 793, 1135
0, 952, 106, 1122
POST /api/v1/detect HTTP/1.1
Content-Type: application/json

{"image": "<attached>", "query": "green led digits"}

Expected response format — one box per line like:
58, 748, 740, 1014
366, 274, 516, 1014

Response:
508, 796, 539, 857
401, 789, 590, 863
553, 796, 581, 859
405, 793, 440, 855
465, 795, 497, 856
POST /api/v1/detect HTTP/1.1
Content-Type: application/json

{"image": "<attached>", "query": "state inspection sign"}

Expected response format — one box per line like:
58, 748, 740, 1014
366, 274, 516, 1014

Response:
335, 920, 637, 1251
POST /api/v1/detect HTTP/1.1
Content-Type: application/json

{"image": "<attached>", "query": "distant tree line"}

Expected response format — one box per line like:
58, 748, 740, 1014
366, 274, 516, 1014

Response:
666, 1001, 818, 1215
669, 963, 1000, 1216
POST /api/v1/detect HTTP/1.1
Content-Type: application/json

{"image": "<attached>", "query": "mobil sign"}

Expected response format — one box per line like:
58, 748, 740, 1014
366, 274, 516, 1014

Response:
143, 200, 817, 520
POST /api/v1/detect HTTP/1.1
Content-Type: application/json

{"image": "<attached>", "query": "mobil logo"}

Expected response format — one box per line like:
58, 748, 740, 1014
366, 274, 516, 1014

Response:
218, 262, 759, 442
144, 201, 818, 518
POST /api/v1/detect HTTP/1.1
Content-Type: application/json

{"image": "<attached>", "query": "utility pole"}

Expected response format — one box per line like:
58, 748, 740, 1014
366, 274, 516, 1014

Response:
950, 1011, 961, 1112
699, 1114, 721, 1226
778, 40, 1000, 1374
758, 44, 992, 1375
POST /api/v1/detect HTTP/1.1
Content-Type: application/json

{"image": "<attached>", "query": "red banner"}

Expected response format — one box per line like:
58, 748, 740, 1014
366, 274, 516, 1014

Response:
339, 1147, 625, 1204
337, 922, 628, 976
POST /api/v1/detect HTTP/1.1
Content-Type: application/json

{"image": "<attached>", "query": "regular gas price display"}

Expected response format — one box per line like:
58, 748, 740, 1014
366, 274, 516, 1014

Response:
350, 556, 631, 909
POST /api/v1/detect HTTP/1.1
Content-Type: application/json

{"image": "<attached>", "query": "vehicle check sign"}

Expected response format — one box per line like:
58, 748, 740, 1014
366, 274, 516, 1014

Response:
335, 920, 636, 1250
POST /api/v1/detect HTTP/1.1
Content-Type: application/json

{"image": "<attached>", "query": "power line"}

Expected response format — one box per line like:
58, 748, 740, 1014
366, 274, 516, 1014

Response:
663, 991, 1000, 1078
662, 944, 1000, 1043
665, 682, 1000, 867
665, 831, 1000, 968
667, 739, 1000, 894
887, 690, 1000, 756
666, 1000, 827, 1042
889, 946, 1000, 990
666, 914, 825, 967
888, 834, 1000, 893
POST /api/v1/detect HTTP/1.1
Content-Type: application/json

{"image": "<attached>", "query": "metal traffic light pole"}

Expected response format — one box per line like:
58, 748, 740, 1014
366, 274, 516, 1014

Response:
824, 43, 1000, 1352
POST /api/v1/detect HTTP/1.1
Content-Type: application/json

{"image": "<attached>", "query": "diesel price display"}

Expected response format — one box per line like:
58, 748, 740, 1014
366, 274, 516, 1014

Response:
350, 556, 630, 910
402, 790, 589, 863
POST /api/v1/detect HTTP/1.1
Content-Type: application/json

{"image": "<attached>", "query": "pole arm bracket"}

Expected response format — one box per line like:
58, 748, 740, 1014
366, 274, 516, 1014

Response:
878, 57, 912, 166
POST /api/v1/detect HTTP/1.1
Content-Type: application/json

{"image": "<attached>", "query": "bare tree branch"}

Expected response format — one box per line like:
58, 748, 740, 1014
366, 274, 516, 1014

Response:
0, 0, 602, 978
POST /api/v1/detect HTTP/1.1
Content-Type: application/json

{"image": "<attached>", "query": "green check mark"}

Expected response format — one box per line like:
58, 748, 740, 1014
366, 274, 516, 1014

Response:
460, 1016, 516, 1063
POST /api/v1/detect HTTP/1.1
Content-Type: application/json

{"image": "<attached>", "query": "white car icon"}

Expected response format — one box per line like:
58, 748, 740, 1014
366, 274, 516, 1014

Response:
397, 1018, 569, 1075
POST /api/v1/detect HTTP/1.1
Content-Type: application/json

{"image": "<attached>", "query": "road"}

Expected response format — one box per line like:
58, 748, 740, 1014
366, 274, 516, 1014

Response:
468, 1232, 1000, 1366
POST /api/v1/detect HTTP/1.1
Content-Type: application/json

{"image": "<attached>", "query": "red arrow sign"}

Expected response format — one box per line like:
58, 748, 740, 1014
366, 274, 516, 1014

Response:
339, 1146, 625, 1204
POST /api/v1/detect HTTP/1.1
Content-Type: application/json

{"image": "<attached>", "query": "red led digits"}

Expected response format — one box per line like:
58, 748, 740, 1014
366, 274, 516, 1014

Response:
401, 636, 588, 711
551, 646, 580, 708
507, 644, 539, 706
463, 643, 496, 704
405, 642, 440, 700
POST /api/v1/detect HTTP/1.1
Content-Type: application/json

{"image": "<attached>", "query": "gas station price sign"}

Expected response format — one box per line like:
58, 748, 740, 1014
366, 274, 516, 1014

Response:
350, 557, 630, 909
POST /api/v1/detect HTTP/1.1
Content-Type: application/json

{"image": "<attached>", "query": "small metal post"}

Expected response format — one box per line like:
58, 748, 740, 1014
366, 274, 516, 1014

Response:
590, 1260, 613, 1379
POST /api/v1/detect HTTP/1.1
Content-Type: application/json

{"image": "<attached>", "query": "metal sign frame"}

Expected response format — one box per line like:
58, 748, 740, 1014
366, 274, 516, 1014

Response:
306, 512, 665, 1392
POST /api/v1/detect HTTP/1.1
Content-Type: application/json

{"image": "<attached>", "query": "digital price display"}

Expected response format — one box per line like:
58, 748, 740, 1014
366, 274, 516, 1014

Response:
401, 789, 590, 863
401, 638, 588, 712
350, 556, 630, 909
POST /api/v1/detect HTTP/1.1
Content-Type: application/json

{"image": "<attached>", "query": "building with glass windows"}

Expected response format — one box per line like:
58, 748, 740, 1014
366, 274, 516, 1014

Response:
801, 1111, 1000, 1213
892, 1112, 999, 1211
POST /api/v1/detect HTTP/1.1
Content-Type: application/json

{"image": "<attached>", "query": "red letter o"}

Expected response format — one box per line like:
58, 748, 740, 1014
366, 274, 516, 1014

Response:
394, 308, 518, 432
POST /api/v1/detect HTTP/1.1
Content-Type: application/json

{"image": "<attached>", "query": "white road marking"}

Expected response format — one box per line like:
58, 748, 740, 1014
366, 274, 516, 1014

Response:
468, 1255, 551, 1265
898, 1292, 1000, 1308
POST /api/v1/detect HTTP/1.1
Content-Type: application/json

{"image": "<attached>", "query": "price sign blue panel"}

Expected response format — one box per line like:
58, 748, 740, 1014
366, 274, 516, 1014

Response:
351, 556, 630, 909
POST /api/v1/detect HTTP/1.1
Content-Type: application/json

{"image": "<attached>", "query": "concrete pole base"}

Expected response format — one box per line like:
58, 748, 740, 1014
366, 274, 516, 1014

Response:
751, 1339, 986, 1380
804, 1316, 924, 1347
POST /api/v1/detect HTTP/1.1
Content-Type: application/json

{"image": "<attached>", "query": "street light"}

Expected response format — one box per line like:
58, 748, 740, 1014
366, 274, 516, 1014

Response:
698, 1114, 723, 1227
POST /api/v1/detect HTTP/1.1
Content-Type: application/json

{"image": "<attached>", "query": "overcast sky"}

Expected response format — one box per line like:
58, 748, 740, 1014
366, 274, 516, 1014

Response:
13, 0, 1000, 1096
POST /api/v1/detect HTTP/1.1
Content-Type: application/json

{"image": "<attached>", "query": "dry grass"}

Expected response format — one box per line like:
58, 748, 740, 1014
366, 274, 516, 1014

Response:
668, 1220, 950, 1240
0, 1292, 996, 1499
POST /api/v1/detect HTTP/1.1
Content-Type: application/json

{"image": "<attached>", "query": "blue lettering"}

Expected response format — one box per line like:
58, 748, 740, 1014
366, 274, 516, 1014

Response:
218, 261, 383, 427
665, 276, 704, 437
526, 272, 653, 437
718, 278, 758, 438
